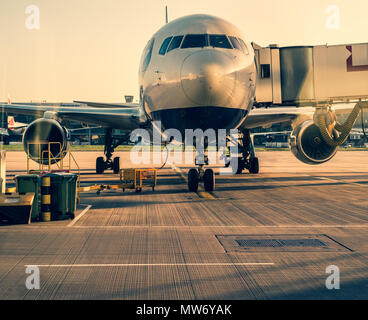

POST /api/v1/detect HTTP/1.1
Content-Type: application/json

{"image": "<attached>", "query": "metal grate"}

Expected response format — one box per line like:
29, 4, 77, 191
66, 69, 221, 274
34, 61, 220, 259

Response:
216, 234, 352, 253
236, 239, 281, 248
235, 238, 327, 248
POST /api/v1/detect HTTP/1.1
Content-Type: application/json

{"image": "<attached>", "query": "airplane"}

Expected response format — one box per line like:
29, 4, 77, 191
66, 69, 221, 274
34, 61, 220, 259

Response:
0, 116, 28, 144
0, 95, 28, 143
0, 14, 366, 192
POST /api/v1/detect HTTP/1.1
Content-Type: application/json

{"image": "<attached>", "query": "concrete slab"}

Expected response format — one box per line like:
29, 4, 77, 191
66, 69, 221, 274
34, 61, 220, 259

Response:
0, 150, 367, 299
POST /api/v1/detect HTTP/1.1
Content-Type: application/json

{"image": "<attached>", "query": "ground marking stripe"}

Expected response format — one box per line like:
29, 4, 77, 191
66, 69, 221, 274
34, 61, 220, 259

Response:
25, 262, 274, 267
3, 224, 368, 230
69, 224, 368, 228
67, 205, 92, 227
4, 224, 368, 230
313, 176, 367, 188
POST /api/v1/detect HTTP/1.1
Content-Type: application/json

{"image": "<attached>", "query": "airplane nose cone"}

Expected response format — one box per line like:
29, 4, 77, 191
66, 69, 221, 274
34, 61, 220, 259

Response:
180, 50, 236, 106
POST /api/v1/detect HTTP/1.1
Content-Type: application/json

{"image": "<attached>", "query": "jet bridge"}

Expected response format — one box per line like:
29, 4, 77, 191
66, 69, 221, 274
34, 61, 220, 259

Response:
254, 42, 368, 106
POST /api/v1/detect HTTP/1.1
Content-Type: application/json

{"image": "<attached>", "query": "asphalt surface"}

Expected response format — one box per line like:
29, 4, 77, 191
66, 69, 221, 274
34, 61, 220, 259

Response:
1, 150, 368, 299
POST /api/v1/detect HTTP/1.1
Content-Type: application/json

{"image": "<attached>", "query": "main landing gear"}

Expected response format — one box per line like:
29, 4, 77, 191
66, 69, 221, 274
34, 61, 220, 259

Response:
96, 128, 123, 174
225, 129, 259, 175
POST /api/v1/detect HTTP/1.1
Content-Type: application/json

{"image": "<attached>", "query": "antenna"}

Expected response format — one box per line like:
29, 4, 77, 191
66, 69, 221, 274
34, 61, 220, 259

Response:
165, 6, 168, 24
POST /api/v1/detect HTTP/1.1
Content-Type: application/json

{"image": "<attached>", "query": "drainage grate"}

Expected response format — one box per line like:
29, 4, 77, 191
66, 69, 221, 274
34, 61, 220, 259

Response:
236, 239, 281, 248
217, 234, 352, 252
235, 239, 327, 248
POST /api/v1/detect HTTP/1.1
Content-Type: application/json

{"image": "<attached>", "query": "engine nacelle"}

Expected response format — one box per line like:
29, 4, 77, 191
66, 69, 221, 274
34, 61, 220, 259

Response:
23, 118, 69, 164
289, 120, 338, 165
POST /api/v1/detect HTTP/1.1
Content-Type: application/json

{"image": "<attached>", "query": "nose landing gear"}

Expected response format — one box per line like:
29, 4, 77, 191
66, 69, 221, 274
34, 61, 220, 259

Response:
188, 166, 215, 193
188, 144, 216, 192
95, 128, 123, 174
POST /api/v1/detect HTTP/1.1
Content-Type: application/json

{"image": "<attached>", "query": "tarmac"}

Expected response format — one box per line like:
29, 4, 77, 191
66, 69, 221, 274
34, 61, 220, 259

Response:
0, 150, 368, 299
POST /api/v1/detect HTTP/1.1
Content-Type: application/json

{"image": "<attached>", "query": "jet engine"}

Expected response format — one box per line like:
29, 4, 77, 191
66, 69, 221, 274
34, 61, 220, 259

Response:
289, 120, 338, 165
23, 118, 69, 164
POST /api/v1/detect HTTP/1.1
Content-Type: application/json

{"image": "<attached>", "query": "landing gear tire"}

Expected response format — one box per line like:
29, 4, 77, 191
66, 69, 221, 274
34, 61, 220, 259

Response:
203, 169, 215, 192
249, 157, 259, 174
113, 157, 120, 174
96, 157, 105, 174
188, 168, 199, 192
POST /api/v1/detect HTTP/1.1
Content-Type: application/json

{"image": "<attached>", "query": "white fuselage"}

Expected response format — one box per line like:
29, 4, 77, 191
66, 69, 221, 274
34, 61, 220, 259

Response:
138, 14, 256, 134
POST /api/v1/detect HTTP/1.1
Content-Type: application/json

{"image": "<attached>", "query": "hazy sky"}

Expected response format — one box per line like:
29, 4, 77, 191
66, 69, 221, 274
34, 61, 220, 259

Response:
1, 0, 367, 102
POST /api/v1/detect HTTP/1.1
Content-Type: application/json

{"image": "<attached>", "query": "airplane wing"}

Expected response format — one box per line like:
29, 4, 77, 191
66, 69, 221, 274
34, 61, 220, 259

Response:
0, 103, 145, 130
73, 101, 139, 108
243, 103, 356, 129
0, 102, 357, 132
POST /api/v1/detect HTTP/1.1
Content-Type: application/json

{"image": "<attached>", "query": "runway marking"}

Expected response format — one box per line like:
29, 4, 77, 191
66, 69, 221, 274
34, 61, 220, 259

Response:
170, 163, 216, 200
5, 224, 368, 230
3, 224, 368, 230
67, 205, 92, 227
25, 262, 274, 268
314, 176, 367, 188
69, 224, 368, 229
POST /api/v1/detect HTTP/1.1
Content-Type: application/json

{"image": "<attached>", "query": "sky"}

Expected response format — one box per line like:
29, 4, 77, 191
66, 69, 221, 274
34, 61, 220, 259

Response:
0, 0, 367, 102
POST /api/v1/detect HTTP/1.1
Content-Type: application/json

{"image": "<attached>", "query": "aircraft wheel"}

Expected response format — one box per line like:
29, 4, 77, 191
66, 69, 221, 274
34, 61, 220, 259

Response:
203, 169, 215, 192
249, 157, 259, 174
96, 157, 105, 174
113, 157, 120, 174
188, 168, 199, 192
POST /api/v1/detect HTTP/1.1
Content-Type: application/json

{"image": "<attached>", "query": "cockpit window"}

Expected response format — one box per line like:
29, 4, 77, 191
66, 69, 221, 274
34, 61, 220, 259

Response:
229, 36, 241, 50
158, 34, 249, 54
141, 38, 154, 72
159, 37, 173, 55
167, 35, 184, 52
181, 34, 208, 48
238, 38, 249, 55
209, 35, 232, 49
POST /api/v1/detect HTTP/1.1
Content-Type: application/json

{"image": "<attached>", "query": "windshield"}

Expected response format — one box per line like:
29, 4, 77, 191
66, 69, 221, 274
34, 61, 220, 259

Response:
209, 35, 232, 49
229, 36, 241, 50
167, 35, 184, 52
159, 37, 173, 55
181, 34, 208, 48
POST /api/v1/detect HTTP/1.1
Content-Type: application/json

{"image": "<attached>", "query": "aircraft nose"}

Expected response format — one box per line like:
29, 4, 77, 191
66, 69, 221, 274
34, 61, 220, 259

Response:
180, 50, 236, 106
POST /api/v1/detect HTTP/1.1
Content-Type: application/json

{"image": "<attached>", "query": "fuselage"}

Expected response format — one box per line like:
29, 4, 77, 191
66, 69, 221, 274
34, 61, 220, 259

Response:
138, 14, 256, 135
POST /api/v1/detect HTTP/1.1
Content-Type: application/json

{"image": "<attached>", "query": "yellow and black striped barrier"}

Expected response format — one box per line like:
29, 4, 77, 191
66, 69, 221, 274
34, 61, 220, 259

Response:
41, 176, 51, 222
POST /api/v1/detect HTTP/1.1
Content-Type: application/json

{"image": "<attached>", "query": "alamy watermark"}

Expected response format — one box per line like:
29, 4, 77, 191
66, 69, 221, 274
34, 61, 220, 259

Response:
25, 265, 40, 290
326, 5, 340, 30
325, 265, 340, 290
25, 5, 40, 30
129, 121, 240, 174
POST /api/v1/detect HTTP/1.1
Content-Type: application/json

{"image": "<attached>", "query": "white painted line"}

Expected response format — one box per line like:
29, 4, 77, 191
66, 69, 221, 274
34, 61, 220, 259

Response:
67, 205, 92, 227
4, 224, 368, 230
169, 162, 188, 182
25, 262, 274, 268
314, 176, 367, 188
72, 224, 368, 229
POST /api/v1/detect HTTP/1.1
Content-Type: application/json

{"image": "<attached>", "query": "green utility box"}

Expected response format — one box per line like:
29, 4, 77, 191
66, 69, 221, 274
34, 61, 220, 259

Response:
47, 173, 77, 220
15, 174, 41, 220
